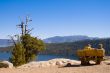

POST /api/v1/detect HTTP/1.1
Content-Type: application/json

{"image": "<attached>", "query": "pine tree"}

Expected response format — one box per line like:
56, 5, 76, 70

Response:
21, 34, 45, 63
9, 42, 26, 66
9, 16, 45, 66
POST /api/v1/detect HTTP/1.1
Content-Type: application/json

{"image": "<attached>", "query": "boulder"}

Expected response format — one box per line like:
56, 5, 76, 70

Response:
0, 61, 13, 68
18, 58, 80, 68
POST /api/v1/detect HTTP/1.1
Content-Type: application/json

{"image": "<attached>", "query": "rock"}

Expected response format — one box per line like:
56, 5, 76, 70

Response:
102, 61, 110, 65
56, 61, 63, 66
0, 61, 13, 68
18, 58, 80, 68
66, 63, 72, 66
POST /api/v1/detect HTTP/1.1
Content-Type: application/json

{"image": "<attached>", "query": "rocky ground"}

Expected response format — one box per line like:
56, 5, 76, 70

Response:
0, 58, 110, 73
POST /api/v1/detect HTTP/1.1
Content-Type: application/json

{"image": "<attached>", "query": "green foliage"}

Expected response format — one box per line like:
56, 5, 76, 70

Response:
21, 34, 45, 63
9, 43, 25, 66
9, 34, 45, 66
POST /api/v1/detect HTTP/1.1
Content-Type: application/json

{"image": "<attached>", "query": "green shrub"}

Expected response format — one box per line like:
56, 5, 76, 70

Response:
9, 43, 26, 66
9, 34, 45, 66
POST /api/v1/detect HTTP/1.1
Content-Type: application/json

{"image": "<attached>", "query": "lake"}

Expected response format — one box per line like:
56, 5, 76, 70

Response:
0, 52, 78, 61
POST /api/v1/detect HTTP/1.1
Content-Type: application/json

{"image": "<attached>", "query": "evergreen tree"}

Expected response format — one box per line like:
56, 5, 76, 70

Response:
9, 42, 26, 66
9, 16, 45, 66
9, 34, 45, 66
21, 34, 45, 63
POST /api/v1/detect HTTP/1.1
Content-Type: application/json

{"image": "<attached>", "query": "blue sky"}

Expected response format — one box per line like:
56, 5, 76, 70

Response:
0, 0, 110, 39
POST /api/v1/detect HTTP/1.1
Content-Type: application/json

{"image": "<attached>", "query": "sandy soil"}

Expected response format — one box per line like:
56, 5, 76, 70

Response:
0, 59, 110, 73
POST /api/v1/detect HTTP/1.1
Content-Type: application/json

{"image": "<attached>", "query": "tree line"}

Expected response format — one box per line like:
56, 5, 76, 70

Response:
41, 38, 110, 56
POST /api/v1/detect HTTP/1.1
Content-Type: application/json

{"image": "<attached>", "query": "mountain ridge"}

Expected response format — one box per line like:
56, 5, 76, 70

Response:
43, 35, 99, 43
0, 35, 101, 47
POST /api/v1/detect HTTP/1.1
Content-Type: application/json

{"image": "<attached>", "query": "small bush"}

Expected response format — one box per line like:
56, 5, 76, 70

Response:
0, 62, 9, 68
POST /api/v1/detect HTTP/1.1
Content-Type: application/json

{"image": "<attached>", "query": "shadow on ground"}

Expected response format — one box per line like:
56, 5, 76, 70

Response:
60, 63, 97, 68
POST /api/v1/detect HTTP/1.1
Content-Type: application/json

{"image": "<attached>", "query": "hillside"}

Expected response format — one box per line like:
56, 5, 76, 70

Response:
41, 38, 110, 56
0, 38, 110, 56
43, 35, 98, 43
0, 35, 98, 47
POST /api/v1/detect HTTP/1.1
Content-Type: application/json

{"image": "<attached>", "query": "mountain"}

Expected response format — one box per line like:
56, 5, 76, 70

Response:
0, 39, 12, 47
0, 35, 98, 47
41, 38, 110, 56
43, 35, 98, 43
